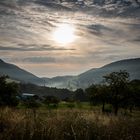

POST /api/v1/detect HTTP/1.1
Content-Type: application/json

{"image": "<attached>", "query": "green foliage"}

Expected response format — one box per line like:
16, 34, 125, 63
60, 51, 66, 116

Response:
104, 104, 113, 113
66, 102, 75, 109
85, 84, 98, 105
104, 70, 129, 86
121, 80, 140, 111
0, 75, 19, 106
85, 84, 110, 113
76, 101, 83, 109
23, 99, 40, 109
85, 70, 140, 115
43, 96, 60, 108
74, 88, 88, 102
103, 70, 130, 115
63, 97, 76, 109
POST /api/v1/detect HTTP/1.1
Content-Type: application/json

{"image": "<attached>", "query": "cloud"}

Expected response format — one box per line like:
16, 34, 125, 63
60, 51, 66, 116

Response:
86, 24, 112, 35
0, 44, 76, 51
4, 56, 56, 64
23, 57, 56, 63
0, 1, 140, 77
131, 37, 140, 42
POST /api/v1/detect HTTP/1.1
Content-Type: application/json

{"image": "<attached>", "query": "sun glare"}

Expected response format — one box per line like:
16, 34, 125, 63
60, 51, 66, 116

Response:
53, 24, 76, 44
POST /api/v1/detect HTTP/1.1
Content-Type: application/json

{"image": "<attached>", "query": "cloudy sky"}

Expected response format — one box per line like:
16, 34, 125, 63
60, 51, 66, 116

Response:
0, 0, 140, 77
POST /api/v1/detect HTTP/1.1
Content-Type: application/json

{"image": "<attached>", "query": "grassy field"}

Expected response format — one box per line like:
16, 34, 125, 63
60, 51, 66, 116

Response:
0, 107, 140, 140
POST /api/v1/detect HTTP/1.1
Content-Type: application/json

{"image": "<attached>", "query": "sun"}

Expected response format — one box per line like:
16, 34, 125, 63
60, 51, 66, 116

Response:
52, 24, 76, 44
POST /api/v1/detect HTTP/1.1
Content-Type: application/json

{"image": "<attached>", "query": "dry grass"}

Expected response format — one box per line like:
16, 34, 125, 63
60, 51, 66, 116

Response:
0, 108, 139, 140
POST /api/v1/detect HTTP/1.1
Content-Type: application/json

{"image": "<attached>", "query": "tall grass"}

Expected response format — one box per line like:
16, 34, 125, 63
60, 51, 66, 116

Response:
0, 108, 139, 140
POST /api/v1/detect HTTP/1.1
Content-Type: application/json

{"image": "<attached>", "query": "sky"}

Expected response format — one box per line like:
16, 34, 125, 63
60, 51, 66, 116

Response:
0, 0, 140, 77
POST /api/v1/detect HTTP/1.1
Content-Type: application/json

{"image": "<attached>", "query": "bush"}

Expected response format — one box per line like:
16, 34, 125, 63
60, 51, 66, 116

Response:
104, 104, 113, 113
66, 102, 75, 109
0, 76, 19, 107
43, 96, 60, 109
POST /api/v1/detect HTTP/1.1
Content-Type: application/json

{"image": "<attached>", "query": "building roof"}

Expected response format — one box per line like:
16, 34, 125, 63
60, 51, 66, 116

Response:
22, 93, 36, 96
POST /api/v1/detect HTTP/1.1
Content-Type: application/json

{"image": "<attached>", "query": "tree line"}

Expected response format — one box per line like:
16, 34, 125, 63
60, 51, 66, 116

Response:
75, 70, 140, 115
0, 70, 140, 115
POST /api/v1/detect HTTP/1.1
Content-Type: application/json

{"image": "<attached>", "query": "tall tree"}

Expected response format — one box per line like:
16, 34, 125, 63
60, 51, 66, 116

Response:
128, 80, 140, 111
0, 75, 19, 106
85, 84, 98, 106
85, 84, 109, 112
103, 70, 129, 115
74, 88, 87, 102
97, 84, 110, 112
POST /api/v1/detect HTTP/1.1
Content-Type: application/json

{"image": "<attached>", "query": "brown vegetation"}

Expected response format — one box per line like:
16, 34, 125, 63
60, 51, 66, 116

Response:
0, 108, 139, 140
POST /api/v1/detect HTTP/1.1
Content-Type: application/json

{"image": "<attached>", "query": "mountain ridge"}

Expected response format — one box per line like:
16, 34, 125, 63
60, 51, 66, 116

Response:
0, 59, 44, 85
0, 58, 140, 89
44, 58, 140, 89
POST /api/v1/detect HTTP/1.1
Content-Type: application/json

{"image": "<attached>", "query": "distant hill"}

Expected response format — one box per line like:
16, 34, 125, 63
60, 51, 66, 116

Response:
0, 59, 73, 98
76, 58, 140, 88
0, 58, 140, 89
0, 59, 44, 85
44, 58, 140, 89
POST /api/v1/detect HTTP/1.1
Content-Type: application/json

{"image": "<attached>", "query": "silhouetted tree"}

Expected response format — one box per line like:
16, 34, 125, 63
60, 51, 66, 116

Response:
44, 96, 60, 108
0, 75, 19, 106
103, 70, 129, 115
85, 84, 98, 106
85, 84, 109, 112
97, 84, 110, 112
127, 80, 140, 112
74, 88, 87, 102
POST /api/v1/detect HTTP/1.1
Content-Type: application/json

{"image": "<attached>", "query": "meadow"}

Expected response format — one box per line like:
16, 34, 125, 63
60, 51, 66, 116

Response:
0, 106, 139, 140
0, 74, 140, 140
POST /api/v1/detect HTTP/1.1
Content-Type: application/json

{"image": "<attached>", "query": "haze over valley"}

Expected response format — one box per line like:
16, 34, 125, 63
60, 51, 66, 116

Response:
0, 58, 140, 89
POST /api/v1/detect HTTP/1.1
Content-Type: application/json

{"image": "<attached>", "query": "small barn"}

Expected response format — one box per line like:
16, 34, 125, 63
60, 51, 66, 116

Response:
20, 93, 39, 101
